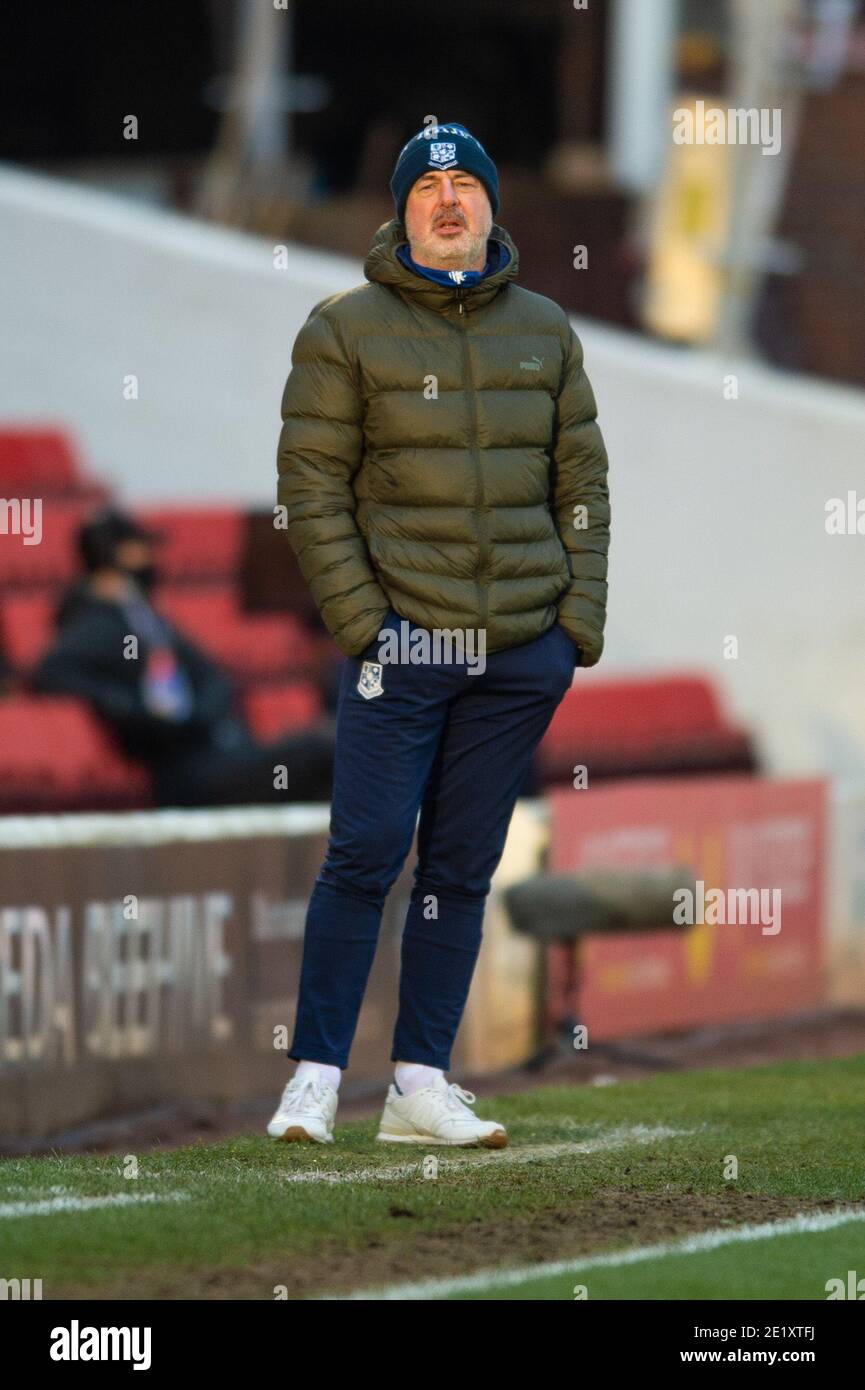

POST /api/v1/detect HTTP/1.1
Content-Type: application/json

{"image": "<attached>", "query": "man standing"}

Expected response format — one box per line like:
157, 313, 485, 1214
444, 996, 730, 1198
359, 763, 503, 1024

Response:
270, 122, 610, 1146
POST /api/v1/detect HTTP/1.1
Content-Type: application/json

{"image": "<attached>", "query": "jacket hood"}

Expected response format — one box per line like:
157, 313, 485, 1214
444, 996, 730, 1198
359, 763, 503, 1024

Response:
364, 217, 520, 313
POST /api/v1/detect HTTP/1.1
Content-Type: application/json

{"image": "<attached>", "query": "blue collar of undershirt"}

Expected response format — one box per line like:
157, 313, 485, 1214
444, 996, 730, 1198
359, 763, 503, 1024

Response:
396, 238, 509, 288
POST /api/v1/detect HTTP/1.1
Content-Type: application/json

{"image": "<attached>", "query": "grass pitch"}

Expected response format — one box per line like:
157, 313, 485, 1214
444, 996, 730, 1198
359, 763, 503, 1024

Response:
2, 1054, 863, 1300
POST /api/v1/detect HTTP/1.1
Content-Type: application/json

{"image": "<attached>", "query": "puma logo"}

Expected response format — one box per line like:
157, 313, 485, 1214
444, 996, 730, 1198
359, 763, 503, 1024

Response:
519, 355, 543, 371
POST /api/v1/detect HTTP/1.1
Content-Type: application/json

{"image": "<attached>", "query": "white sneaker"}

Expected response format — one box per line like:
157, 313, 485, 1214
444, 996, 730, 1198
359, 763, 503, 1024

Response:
267, 1068, 338, 1143
377, 1076, 507, 1148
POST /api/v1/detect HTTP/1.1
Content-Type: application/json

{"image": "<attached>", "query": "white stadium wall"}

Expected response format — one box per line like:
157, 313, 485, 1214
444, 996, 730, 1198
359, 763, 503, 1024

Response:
2, 164, 865, 781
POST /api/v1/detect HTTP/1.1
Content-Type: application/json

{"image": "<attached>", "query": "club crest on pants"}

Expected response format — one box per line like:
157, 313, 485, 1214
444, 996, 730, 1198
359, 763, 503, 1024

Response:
357, 660, 384, 700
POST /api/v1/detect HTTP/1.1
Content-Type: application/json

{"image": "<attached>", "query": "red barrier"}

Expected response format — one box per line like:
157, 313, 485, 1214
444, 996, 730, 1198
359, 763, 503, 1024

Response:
548, 776, 827, 1038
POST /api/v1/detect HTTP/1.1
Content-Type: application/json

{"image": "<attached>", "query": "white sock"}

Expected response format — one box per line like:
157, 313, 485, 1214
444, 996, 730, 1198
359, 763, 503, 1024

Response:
394, 1061, 444, 1096
296, 1059, 341, 1092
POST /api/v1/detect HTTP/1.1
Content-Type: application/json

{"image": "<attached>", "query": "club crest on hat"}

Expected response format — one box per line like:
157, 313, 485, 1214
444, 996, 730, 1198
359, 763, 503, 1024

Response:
357, 660, 384, 700
428, 142, 457, 168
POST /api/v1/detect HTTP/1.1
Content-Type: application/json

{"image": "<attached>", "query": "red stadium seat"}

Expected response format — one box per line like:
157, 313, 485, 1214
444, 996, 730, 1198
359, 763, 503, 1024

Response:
155, 585, 316, 681
1, 593, 57, 670
0, 500, 89, 590
537, 674, 756, 783
135, 507, 244, 582
0, 697, 151, 812
0, 428, 106, 500
243, 680, 322, 738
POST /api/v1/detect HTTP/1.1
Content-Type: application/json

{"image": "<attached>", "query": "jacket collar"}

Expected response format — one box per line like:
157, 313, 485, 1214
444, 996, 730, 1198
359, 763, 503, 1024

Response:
364, 217, 519, 315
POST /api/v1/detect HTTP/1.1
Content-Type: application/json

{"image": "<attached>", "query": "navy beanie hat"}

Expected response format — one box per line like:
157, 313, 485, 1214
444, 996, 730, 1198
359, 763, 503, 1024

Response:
390, 122, 499, 223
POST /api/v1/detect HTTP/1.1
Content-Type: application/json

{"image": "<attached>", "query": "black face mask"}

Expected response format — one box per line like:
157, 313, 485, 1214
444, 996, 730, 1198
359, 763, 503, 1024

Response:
124, 563, 159, 595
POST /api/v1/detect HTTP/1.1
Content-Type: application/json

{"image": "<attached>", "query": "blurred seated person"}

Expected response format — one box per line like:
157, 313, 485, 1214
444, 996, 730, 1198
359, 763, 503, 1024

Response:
32, 509, 334, 807
0, 648, 21, 697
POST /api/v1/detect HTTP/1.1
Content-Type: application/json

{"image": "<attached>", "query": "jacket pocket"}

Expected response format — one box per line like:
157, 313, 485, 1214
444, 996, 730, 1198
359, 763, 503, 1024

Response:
366, 523, 397, 581
553, 539, 572, 589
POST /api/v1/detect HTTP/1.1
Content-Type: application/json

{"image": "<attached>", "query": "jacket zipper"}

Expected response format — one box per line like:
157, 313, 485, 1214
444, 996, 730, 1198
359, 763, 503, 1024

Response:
455, 287, 489, 633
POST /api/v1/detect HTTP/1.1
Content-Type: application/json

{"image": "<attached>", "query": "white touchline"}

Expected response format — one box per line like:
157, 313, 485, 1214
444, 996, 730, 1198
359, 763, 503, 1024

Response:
337, 1206, 865, 1300
0, 1191, 189, 1219
282, 1124, 693, 1184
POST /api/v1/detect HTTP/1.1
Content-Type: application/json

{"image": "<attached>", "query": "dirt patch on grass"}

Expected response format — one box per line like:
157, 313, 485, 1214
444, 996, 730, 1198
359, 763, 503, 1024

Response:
52, 1190, 864, 1301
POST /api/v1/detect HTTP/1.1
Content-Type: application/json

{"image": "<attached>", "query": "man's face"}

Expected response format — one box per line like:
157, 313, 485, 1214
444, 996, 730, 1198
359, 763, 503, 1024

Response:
403, 168, 492, 271
113, 537, 158, 593
114, 538, 153, 573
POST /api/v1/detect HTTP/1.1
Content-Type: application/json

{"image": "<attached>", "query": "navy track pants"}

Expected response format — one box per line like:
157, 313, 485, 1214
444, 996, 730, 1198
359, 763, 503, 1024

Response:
288, 609, 578, 1070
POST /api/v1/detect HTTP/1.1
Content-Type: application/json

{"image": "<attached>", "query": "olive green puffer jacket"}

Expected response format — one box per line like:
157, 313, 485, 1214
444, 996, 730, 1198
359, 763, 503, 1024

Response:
276, 218, 610, 663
